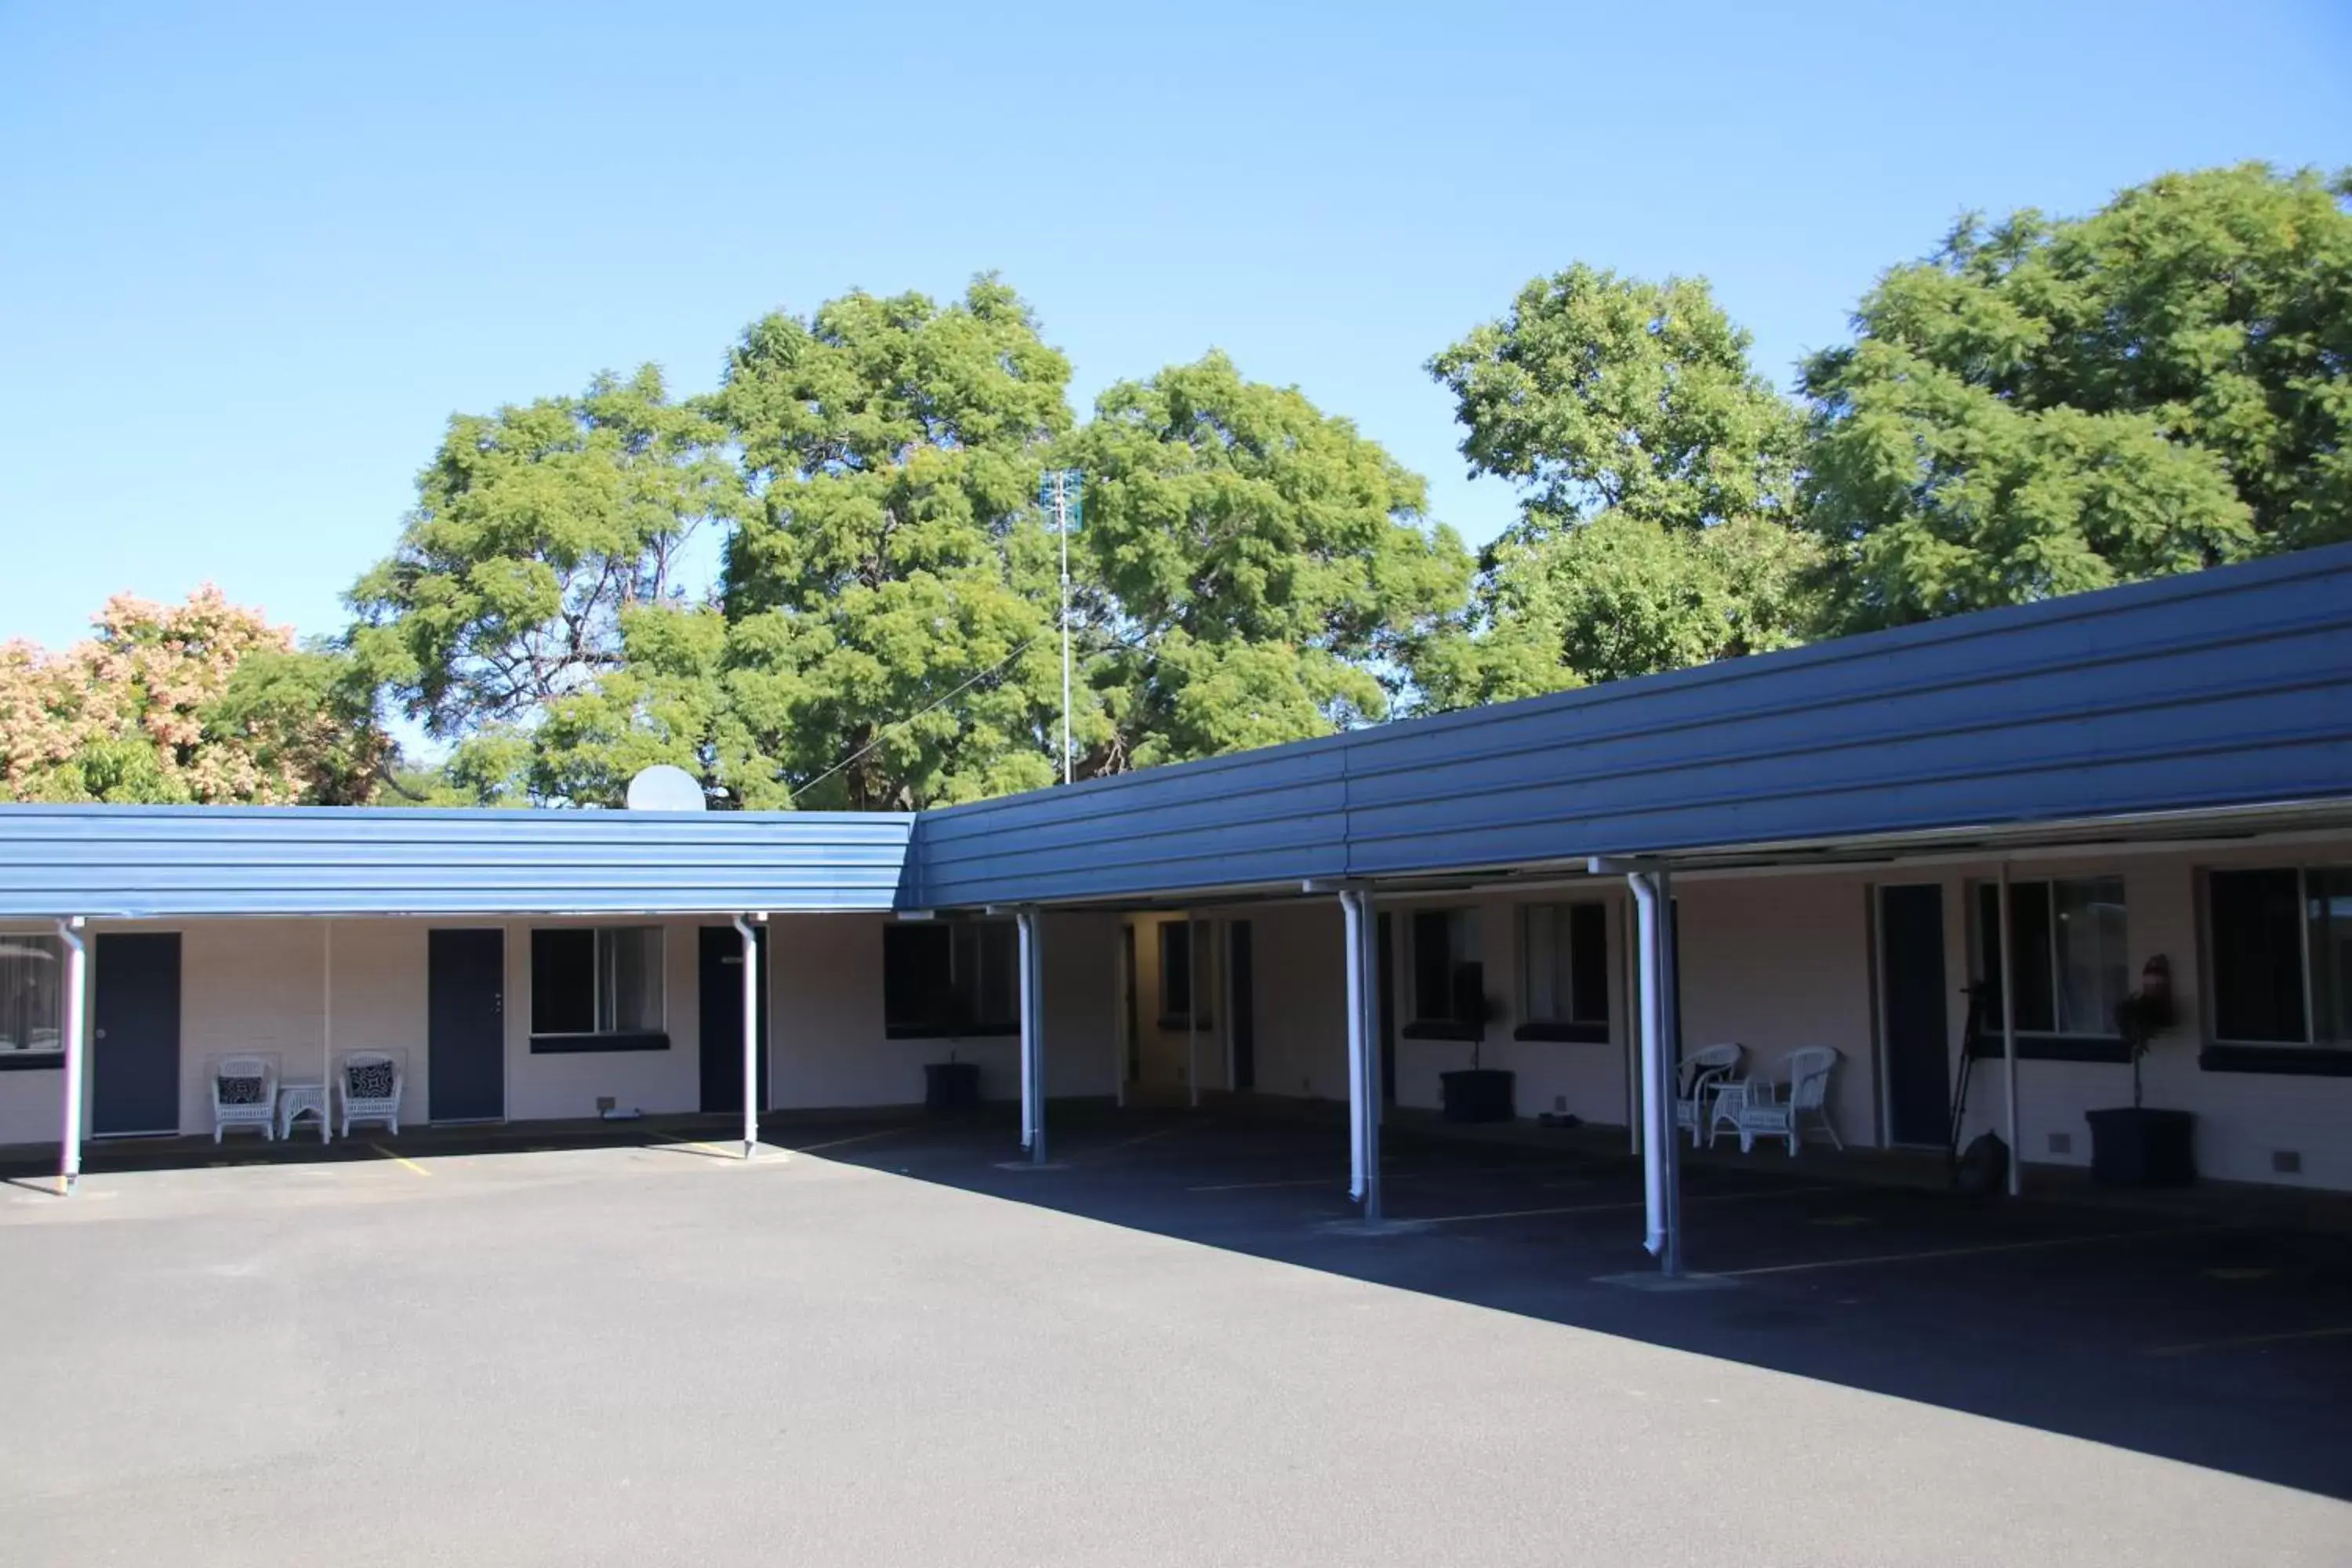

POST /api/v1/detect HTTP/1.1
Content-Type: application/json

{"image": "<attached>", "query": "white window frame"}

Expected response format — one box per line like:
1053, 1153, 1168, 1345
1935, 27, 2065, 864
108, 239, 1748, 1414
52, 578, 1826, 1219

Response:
532, 924, 666, 1037
0, 931, 65, 1062
1517, 902, 1610, 1029
1407, 906, 1481, 1026
1973, 874, 2130, 1040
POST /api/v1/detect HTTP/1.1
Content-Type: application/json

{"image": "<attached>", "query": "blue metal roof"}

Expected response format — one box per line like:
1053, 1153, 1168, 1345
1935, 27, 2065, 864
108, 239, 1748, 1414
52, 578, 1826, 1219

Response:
0, 805, 913, 918
907, 542, 2352, 909
9, 545, 2350, 920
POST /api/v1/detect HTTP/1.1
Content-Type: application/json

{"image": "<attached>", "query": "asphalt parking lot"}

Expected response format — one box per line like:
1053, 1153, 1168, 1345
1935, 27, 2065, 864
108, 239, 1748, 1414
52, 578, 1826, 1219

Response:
4, 1103, 2349, 1566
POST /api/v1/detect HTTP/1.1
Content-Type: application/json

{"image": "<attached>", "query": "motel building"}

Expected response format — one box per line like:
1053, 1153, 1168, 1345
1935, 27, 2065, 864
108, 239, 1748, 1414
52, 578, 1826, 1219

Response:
5, 542, 2351, 1270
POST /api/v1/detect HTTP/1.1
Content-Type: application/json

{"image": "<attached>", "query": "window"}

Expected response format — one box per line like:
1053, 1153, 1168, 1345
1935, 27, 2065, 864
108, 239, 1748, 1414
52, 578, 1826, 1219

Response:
531, 927, 663, 1040
0, 934, 64, 1062
1973, 877, 2128, 1037
1157, 920, 1214, 1029
884, 920, 1019, 1038
1406, 907, 1483, 1035
1519, 902, 1609, 1041
2209, 867, 2352, 1047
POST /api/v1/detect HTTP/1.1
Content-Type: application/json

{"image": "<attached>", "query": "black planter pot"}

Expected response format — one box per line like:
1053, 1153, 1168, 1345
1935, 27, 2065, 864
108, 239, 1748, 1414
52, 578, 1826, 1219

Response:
924, 1061, 981, 1113
2085, 1107, 2196, 1188
1439, 1068, 1515, 1124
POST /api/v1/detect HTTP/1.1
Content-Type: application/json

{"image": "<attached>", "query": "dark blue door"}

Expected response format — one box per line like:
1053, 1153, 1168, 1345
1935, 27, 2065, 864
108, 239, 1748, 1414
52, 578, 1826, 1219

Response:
93, 932, 180, 1135
429, 929, 504, 1123
699, 924, 768, 1114
1880, 884, 1951, 1145
1229, 921, 1254, 1091
1376, 913, 1396, 1103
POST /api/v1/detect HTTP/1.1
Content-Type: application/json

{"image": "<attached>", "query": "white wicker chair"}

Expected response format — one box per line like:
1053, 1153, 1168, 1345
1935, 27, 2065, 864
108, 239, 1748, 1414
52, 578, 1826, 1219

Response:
337, 1051, 404, 1138
211, 1055, 278, 1143
1715, 1047, 1842, 1156
1675, 1043, 1744, 1146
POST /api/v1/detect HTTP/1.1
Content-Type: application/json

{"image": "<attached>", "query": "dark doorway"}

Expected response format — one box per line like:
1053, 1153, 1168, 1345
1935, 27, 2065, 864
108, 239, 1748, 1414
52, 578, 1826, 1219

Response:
1120, 923, 1138, 1087
1879, 884, 1951, 1145
1376, 911, 1396, 1104
428, 928, 505, 1123
1229, 920, 1254, 1091
699, 924, 769, 1114
93, 931, 180, 1135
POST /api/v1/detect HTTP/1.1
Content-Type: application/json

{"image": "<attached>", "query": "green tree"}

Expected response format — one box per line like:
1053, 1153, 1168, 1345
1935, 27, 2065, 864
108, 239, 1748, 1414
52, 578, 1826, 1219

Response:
1802, 163, 2350, 630
1065, 351, 1471, 770
713, 278, 1076, 809
349, 365, 739, 741
1423, 266, 1817, 706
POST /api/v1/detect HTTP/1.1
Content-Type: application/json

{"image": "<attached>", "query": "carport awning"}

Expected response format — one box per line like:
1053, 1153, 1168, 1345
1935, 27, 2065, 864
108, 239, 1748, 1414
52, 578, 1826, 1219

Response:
0, 804, 915, 919
922, 797, 2352, 915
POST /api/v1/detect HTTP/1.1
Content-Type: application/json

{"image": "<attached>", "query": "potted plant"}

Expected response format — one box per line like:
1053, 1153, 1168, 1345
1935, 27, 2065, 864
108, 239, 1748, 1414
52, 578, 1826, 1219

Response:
1438, 965, 1515, 1123
2085, 956, 2195, 1187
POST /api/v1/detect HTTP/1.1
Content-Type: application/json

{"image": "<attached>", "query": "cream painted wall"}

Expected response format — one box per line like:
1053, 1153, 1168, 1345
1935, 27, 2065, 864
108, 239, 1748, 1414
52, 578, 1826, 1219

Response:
501, 917, 703, 1123
0, 909, 1126, 1148
1920, 838, 2352, 1189
183, 919, 430, 1132
1676, 874, 1881, 1147
0, 918, 434, 1146
1123, 912, 1227, 1098
1380, 891, 1635, 1129
1234, 902, 1347, 1101
767, 910, 1121, 1112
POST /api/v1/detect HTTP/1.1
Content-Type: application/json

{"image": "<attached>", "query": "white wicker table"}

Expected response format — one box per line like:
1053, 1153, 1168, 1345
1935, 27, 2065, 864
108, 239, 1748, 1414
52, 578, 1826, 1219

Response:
277, 1080, 330, 1142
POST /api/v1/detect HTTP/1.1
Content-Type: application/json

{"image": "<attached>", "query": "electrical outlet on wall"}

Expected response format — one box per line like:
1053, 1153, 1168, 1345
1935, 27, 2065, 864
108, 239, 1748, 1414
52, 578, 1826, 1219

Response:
596, 1096, 616, 1115
2274, 1149, 2303, 1175
1555, 1094, 1566, 1112
2048, 1132, 2071, 1155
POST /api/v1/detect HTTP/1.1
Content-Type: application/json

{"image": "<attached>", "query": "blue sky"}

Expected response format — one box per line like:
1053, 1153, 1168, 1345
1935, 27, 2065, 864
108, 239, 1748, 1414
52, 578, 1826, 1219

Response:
2, 1, 2347, 652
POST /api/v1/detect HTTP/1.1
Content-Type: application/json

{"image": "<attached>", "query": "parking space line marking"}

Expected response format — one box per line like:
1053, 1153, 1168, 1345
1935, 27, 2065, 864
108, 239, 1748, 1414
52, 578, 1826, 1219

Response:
1189, 1162, 1594, 1193
795, 1127, 914, 1154
1413, 1185, 1845, 1226
1189, 1175, 1334, 1192
1096, 1126, 1187, 1153
2146, 1324, 2352, 1357
1717, 1225, 2216, 1278
369, 1144, 430, 1177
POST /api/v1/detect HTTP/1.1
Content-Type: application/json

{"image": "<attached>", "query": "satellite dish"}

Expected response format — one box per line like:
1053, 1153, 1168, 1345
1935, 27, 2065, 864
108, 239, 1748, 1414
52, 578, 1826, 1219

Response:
625, 764, 708, 812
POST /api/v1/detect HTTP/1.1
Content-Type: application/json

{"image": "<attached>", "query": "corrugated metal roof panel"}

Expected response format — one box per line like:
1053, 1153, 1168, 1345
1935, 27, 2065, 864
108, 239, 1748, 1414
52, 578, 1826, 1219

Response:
909, 543, 2352, 907
0, 806, 913, 918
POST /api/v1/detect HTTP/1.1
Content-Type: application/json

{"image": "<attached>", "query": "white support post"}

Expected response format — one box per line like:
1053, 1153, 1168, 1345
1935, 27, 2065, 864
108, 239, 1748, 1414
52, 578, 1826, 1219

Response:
56, 918, 87, 1196
1338, 887, 1381, 1221
734, 913, 762, 1160
1653, 870, 1683, 1275
1356, 890, 1382, 1223
1998, 865, 2021, 1197
1018, 909, 1044, 1163
321, 922, 333, 1144
1341, 890, 1366, 1202
1628, 871, 1682, 1276
1017, 915, 1034, 1152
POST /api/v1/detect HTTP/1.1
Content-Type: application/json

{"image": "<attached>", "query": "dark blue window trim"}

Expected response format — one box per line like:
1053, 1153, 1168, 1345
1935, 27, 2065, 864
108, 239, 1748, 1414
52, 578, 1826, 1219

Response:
2200, 1044, 2352, 1078
529, 1030, 670, 1055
